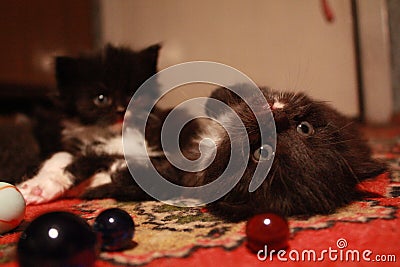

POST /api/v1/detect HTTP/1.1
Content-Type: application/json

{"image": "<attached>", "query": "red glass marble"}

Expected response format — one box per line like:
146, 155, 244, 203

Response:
246, 213, 289, 253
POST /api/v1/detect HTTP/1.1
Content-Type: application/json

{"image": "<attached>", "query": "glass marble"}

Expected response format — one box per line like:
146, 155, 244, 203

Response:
17, 211, 99, 267
93, 208, 135, 251
246, 213, 290, 254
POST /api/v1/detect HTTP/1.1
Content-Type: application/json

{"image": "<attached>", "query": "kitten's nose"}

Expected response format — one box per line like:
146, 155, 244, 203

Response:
116, 105, 125, 114
273, 110, 290, 133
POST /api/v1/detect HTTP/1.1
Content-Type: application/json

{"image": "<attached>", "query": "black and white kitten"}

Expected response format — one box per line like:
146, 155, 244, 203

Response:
17, 44, 168, 204
180, 85, 387, 220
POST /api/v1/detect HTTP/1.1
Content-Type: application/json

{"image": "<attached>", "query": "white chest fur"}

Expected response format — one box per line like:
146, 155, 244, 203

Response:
61, 120, 124, 156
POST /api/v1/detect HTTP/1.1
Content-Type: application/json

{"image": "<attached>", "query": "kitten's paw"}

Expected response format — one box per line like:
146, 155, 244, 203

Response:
16, 152, 74, 205
17, 173, 73, 205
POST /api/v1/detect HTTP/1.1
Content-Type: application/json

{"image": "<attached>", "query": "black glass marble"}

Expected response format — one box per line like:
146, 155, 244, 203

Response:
93, 208, 135, 251
17, 211, 99, 267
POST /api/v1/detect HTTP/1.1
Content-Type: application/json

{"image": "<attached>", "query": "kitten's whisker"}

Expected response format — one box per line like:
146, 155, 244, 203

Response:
313, 139, 360, 146
322, 121, 355, 135
268, 165, 278, 187
277, 166, 289, 192
333, 150, 360, 184
334, 121, 355, 132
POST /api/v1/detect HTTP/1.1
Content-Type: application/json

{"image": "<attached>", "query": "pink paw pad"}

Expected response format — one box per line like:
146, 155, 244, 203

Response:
31, 186, 43, 196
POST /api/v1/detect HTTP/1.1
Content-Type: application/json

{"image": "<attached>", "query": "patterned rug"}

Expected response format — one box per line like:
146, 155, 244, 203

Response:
1, 127, 399, 266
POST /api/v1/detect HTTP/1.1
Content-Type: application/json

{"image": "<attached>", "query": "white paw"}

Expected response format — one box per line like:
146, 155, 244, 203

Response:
17, 152, 74, 205
17, 175, 72, 205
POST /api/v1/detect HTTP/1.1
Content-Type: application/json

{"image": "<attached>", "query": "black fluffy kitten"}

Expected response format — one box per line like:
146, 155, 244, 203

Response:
182, 85, 387, 221
17, 44, 169, 204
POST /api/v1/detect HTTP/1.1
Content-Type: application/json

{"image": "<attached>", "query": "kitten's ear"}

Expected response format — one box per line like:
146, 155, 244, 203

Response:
139, 43, 161, 72
55, 55, 100, 92
141, 43, 161, 58
206, 87, 244, 117
105, 43, 116, 52
104, 43, 125, 57
55, 56, 79, 88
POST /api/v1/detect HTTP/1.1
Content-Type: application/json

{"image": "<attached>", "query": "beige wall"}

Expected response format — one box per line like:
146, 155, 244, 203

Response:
357, 0, 392, 124
100, 0, 359, 116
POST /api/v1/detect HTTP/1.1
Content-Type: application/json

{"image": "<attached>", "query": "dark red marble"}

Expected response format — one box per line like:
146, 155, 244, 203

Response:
245, 213, 289, 253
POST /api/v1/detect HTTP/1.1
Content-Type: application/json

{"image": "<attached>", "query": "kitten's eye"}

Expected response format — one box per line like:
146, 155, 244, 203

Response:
93, 94, 112, 107
296, 121, 314, 136
252, 144, 274, 162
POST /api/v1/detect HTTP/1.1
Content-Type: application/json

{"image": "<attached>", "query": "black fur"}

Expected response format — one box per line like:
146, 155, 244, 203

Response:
1, 45, 385, 221
185, 85, 387, 221
0, 118, 40, 183
13, 44, 168, 202
54, 44, 160, 126
55, 44, 163, 198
